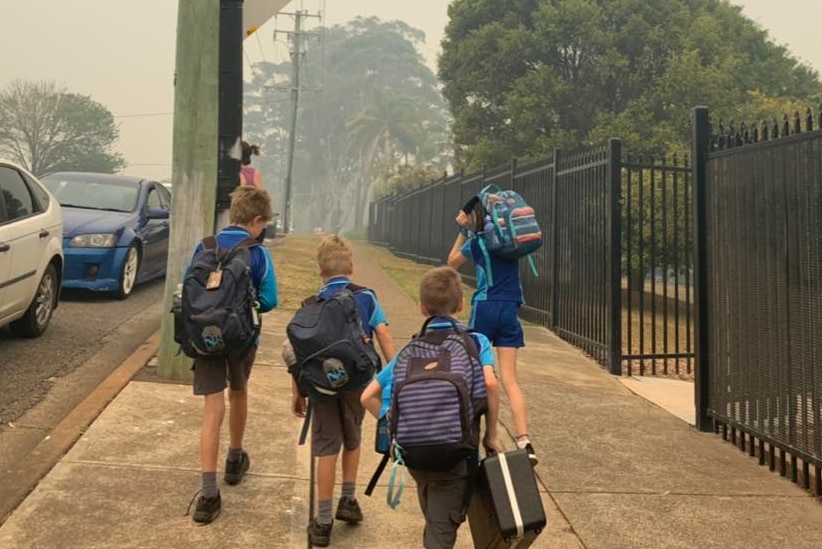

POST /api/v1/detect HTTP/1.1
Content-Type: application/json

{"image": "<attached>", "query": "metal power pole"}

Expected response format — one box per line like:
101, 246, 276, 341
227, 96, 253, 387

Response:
158, 0, 221, 380
281, 11, 303, 235
279, 9, 321, 234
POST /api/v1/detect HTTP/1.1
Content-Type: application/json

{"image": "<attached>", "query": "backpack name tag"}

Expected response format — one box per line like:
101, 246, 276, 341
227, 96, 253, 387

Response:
206, 270, 223, 290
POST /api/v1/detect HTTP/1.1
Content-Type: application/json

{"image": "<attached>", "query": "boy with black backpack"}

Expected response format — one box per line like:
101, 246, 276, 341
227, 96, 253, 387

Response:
361, 266, 502, 549
178, 186, 278, 524
286, 235, 396, 547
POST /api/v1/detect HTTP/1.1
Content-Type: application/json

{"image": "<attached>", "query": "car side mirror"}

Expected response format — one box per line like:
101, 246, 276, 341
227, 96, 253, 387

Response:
147, 208, 169, 220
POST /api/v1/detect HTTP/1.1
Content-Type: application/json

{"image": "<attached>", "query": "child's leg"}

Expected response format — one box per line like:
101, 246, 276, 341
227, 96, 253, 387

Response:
410, 468, 470, 549
340, 390, 366, 499
228, 387, 247, 449
201, 392, 225, 496
497, 347, 529, 441
311, 397, 344, 527
226, 348, 256, 458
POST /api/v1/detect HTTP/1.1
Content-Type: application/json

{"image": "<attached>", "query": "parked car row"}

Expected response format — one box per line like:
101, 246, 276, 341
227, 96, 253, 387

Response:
0, 159, 171, 338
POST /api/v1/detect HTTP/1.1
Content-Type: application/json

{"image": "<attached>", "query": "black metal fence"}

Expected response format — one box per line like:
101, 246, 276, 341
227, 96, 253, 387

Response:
369, 141, 693, 376
693, 107, 822, 495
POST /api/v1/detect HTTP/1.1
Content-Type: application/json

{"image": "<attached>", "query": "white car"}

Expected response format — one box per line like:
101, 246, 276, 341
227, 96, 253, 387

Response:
0, 160, 64, 337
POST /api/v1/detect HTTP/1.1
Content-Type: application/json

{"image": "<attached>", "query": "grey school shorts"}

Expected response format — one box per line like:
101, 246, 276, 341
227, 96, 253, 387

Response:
192, 347, 257, 396
311, 390, 365, 457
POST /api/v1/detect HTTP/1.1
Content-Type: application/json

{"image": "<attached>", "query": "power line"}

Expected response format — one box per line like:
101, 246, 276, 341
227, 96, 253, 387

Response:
114, 112, 173, 119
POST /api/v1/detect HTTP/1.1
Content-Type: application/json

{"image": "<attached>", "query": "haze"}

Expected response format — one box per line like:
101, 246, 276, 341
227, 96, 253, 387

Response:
0, 0, 819, 181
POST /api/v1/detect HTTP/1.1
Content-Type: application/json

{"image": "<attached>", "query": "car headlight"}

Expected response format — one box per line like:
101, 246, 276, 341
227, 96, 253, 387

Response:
70, 234, 118, 248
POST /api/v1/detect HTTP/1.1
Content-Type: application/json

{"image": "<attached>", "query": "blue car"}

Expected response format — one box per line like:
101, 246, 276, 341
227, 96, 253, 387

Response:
40, 172, 171, 299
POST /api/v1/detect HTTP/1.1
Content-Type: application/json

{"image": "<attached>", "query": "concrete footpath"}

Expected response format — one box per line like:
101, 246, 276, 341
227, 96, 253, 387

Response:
1, 244, 821, 548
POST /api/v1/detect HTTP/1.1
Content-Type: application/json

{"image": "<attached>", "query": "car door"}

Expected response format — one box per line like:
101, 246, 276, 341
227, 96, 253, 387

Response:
0, 192, 11, 320
0, 166, 46, 320
140, 184, 167, 276
156, 184, 171, 272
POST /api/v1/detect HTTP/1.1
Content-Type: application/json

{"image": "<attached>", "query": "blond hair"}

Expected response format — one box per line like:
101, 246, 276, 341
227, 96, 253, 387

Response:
229, 185, 273, 225
317, 235, 354, 278
420, 267, 463, 316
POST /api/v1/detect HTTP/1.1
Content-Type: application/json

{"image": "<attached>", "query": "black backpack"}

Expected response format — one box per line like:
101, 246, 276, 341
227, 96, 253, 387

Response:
286, 283, 381, 399
174, 236, 261, 358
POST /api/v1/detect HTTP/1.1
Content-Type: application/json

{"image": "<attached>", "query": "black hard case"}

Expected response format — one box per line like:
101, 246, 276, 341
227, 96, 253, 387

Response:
467, 449, 547, 548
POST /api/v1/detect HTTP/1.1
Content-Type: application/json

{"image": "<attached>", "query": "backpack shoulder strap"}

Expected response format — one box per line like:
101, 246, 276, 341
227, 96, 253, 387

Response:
202, 236, 218, 251
301, 295, 320, 307
343, 282, 373, 296
234, 237, 260, 250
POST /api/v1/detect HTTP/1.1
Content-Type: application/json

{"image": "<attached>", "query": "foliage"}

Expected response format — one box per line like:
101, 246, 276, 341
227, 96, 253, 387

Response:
373, 163, 446, 200
0, 80, 125, 175
439, 0, 822, 170
243, 17, 449, 233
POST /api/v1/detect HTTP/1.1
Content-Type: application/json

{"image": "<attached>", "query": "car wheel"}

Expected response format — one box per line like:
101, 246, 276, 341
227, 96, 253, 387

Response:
116, 244, 140, 300
10, 263, 58, 338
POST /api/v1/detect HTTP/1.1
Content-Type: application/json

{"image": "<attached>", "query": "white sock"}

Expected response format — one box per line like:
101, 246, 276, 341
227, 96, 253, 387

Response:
516, 438, 530, 450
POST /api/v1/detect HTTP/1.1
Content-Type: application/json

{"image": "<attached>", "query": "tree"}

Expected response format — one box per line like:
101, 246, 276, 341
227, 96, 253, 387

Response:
0, 80, 125, 175
243, 18, 449, 233
439, 0, 822, 169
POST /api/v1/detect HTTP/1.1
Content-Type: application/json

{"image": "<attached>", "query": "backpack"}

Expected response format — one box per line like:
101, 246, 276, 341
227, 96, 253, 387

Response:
174, 236, 261, 358
286, 283, 381, 399
463, 184, 543, 282
389, 318, 488, 472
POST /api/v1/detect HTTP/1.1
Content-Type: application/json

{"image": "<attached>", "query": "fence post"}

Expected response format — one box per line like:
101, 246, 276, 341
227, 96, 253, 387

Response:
692, 106, 712, 431
510, 157, 518, 189
607, 139, 624, 375
550, 149, 561, 330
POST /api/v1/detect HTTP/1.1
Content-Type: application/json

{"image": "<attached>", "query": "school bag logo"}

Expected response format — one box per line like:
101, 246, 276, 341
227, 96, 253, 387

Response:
286, 284, 381, 398
389, 318, 488, 472
463, 184, 543, 280
173, 236, 261, 358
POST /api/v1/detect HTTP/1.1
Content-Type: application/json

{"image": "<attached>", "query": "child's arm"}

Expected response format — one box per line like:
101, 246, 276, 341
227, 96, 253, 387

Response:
482, 365, 503, 453
373, 323, 397, 362
447, 210, 474, 269
291, 378, 307, 418
361, 378, 383, 419
257, 248, 278, 312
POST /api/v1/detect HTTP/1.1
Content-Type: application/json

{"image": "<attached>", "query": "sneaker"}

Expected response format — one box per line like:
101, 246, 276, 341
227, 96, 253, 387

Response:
524, 443, 539, 467
335, 496, 364, 523
192, 493, 222, 524
224, 451, 250, 486
307, 518, 333, 547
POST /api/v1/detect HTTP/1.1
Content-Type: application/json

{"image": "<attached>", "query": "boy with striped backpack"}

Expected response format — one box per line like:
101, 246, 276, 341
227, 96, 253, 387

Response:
361, 266, 501, 549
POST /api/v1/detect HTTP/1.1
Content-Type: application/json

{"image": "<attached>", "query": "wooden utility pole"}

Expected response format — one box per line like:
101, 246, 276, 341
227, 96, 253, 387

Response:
157, 0, 221, 380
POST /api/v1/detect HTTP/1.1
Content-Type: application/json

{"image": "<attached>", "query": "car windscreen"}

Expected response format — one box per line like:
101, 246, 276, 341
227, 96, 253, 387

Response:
41, 177, 139, 213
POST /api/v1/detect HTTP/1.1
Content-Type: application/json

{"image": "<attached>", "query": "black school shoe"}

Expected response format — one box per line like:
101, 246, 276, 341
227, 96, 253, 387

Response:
224, 451, 250, 485
192, 493, 222, 524
524, 443, 539, 467
307, 518, 333, 547
335, 496, 364, 523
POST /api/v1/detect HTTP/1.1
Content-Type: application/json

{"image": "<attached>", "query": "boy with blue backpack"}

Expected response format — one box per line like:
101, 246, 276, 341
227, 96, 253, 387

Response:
177, 185, 278, 524
447, 186, 541, 465
286, 235, 396, 547
361, 266, 501, 549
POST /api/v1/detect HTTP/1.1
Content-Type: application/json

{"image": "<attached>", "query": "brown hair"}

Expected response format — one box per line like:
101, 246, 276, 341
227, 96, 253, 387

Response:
420, 267, 463, 316
241, 140, 260, 165
229, 185, 273, 225
317, 235, 354, 278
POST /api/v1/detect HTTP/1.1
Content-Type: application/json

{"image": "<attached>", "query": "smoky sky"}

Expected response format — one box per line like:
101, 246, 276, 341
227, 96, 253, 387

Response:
0, 0, 818, 181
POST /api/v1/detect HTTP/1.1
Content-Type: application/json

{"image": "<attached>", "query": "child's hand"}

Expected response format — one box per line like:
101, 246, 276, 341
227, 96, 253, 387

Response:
456, 211, 472, 229
483, 434, 503, 455
292, 394, 307, 418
